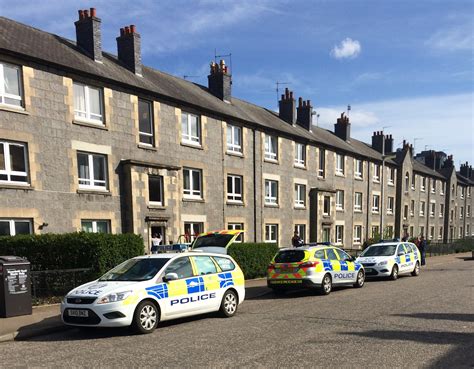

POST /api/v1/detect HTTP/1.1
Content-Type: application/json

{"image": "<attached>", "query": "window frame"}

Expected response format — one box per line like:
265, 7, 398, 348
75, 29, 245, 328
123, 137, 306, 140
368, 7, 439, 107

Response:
0, 140, 29, 185
353, 225, 362, 244
148, 175, 164, 206
318, 148, 325, 178
0, 62, 24, 108
294, 183, 306, 208
336, 190, 344, 211
294, 143, 306, 167
227, 174, 243, 203
73, 82, 104, 124
138, 98, 154, 146
184, 222, 203, 242
227, 223, 244, 243
265, 224, 278, 243
183, 167, 202, 200
81, 219, 110, 233
0, 218, 32, 236
372, 194, 380, 213
323, 196, 331, 216
335, 154, 345, 176
373, 163, 380, 182
77, 152, 108, 191
354, 192, 362, 212
264, 134, 278, 161
335, 225, 344, 245
264, 179, 278, 205
181, 112, 201, 145
294, 224, 306, 243
420, 201, 425, 216
354, 159, 363, 179
388, 167, 395, 185
387, 196, 394, 214
226, 124, 242, 154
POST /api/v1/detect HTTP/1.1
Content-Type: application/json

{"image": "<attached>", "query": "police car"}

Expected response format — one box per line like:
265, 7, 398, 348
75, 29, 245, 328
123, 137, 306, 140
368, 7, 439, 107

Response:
191, 229, 243, 254
267, 245, 365, 295
61, 252, 245, 334
355, 241, 421, 280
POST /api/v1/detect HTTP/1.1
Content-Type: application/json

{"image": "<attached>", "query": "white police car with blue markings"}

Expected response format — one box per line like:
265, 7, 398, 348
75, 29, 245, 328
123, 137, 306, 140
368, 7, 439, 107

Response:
356, 242, 421, 280
61, 252, 245, 334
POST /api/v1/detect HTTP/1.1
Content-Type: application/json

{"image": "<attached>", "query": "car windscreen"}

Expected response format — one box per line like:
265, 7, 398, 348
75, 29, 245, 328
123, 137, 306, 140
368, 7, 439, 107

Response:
99, 258, 170, 282
274, 250, 306, 263
360, 245, 396, 257
192, 234, 234, 249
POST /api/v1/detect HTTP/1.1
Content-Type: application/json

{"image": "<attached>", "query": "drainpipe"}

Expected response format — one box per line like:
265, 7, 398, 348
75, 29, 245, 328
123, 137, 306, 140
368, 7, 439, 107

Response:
253, 128, 257, 242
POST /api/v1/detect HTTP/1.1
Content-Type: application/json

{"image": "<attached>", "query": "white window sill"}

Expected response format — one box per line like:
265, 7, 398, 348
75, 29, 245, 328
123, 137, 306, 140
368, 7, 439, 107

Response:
0, 182, 33, 190
0, 104, 28, 115
264, 158, 279, 164
388, 182, 395, 186
294, 205, 306, 209
137, 144, 157, 151
226, 150, 243, 157
373, 179, 380, 183
181, 141, 203, 150
226, 200, 244, 206
354, 209, 362, 213
335, 172, 345, 177
182, 197, 205, 203
264, 203, 279, 208
73, 119, 107, 130
294, 163, 306, 169
354, 175, 363, 180
77, 188, 111, 196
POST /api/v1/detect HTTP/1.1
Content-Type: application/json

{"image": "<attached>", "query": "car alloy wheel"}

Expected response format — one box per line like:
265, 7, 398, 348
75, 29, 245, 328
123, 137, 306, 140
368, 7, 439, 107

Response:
390, 265, 399, 280
411, 262, 420, 276
319, 274, 332, 295
354, 270, 365, 288
132, 300, 159, 334
220, 290, 238, 317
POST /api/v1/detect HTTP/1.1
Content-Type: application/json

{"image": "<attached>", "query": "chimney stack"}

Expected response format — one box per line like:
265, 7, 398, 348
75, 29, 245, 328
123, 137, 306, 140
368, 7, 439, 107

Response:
385, 134, 393, 153
208, 60, 232, 102
116, 25, 142, 76
75, 8, 102, 62
296, 97, 313, 131
371, 131, 384, 153
334, 112, 351, 141
460, 162, 472, 178
279, 88, 296, 124
443, 155, 454, 168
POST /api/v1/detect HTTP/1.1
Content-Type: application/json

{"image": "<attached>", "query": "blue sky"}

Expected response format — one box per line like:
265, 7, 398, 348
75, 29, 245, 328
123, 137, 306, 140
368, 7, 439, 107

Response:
1, 0, 473, 165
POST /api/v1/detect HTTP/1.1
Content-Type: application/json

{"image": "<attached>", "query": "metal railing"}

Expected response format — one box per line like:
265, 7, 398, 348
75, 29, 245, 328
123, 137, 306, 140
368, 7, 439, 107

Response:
31, 268, 92, 299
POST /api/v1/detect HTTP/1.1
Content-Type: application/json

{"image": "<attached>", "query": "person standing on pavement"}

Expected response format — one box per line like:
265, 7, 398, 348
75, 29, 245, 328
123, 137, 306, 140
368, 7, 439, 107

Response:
151, 233, 161, 254
419, 235, 427, 266
291, 231, 303, 247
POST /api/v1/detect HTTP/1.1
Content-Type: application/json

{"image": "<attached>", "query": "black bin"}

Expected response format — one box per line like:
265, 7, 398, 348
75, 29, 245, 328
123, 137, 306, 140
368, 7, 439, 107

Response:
0, 256, 32, 318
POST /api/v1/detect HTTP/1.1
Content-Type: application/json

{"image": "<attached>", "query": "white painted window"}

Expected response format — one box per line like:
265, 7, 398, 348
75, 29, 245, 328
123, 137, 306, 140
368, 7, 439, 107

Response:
460, 206, 464, 219
227, 174, 243, 203
138, 99, 154, 146
318, 148, 325, 177
387, 196, 394, 214
420, 176, 426, 191
294, 183, 306, 207
460, 187, 465, 199
148, 175, 163, 206
410, 200, 415, 216
411, 175, 416, 190
354, 192, 362, 212
440, 182, 445, 195
73, 82, 103, 124
439, 204, 444, 218
294, 224, 306, 243
265, 179, 278, 205
81, 220, 110, 233
467, 205, 471, 217
371, 226, 379, 238
335, 225, 344, 245
336, 190, 344, 210
429, 226, 434, 240
264, 135, 278, 161
265, 224, 278, 243
0, 62, 23, 107
430, 202, 436, 217
336, 154, 345, 175
0, 218, 32, 236
373, 164, 380, 182
420, 226, 425, 238
353, 225, 362, 244
181, 112, 201, 145
420, 201, 425, 216
226, 125, 242, 153
404, 205, 408, 220
372, 194, 380, 213
294, 143, 306, 167
388, 168, 395, 185
354, 159, 363, 179
323, 196, 331, 216
0, 141, 28, 184
405, 172, 410, 192
184, 222, 203, 242
438, 227, 443, 240
77, 152, 107, 190
183, 168, 202, 199
431, 179, 436, 193
228, 223, 244, 243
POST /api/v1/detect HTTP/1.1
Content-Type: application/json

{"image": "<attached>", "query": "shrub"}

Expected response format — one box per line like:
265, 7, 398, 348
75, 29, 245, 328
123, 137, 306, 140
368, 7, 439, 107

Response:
0, 232, 144, 278
228, 242, 279, 279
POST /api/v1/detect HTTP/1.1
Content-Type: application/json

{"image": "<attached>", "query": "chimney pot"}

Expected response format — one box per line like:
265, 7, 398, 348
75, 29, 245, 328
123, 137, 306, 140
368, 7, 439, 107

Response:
289, 91, 293, 99
78, 10, 84, 20
90, 8, 96, 17
124, 26, 130, 34
84, 9, 89, 17
281, 94, 284, 100
298, 97, 303, 107
130, 24, 136, 33
307, 100, 311, 107
120, 28, 125, 36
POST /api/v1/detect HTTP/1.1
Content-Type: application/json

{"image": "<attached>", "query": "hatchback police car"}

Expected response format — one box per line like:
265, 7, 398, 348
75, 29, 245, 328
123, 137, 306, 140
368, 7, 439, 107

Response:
267, 245, 365, 295
61, 252, 245, 334
356, 241, 421, 280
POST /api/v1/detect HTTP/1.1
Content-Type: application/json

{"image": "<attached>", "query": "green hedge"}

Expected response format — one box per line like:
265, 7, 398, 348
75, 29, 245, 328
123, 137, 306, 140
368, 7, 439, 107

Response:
228, 242, 279, 279
0, 232, 144, 278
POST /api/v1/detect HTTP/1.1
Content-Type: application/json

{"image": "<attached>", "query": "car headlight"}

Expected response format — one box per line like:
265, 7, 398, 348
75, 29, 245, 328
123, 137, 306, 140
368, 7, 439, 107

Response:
97, 291, 133, 304
378, 261, 388, 266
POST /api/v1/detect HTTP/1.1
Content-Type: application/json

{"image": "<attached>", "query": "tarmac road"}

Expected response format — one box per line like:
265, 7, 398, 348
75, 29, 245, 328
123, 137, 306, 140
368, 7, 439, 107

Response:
1, 254, 473, 368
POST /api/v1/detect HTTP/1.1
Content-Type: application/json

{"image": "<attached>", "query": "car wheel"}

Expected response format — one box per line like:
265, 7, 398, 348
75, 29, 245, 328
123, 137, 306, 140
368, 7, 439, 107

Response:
219, 290, 238, 317
390, 265, 399, 281
319, 274, 332, 295
411, 261, 420, 276
132, 300, 159, 334
353, 270, 365, 288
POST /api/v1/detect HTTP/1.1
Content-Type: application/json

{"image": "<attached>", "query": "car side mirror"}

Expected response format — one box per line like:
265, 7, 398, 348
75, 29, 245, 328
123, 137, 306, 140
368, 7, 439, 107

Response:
163, 272, 178, 282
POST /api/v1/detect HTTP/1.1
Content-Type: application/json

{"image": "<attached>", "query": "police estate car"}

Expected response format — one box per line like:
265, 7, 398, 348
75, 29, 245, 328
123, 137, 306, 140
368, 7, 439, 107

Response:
355, 241, 421, 280
61, 252, 245, 334
267, 245, 365, 295
191, 229, 243, 254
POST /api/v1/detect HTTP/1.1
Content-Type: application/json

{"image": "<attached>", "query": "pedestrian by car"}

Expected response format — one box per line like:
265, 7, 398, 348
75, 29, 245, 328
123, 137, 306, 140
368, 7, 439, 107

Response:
291, 231, 303, 248
419, 235, 427, 266
151, 233, 162, 254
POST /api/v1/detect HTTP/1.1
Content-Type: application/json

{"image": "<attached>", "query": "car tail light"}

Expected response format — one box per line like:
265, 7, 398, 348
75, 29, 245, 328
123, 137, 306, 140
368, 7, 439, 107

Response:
299, 261, 319, 268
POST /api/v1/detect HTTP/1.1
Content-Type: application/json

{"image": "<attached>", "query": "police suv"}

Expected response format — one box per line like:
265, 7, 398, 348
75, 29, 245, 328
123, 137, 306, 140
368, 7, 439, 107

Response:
61, 252, 245, 334
355, 241, 421, 280
267, 245, 365, 295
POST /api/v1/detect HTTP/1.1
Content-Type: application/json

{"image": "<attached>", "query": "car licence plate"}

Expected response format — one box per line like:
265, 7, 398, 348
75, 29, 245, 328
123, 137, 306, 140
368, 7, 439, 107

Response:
270, 280, 302, 284
365, 268, 373, 273
68, 309, 89, 317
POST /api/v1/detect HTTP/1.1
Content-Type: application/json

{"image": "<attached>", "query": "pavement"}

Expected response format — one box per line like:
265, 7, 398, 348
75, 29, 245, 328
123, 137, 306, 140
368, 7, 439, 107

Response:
0, 252, 471, 345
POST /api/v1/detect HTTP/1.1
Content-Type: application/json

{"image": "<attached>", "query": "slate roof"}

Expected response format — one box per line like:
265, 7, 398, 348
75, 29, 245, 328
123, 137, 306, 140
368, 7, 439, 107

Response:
456, 173, 474, 186
0, 16, 409, 166
412, 160, 445, 179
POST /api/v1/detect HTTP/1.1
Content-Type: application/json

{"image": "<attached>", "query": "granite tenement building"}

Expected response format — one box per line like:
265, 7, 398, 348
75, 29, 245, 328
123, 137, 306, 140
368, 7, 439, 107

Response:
0, 10, 472, 251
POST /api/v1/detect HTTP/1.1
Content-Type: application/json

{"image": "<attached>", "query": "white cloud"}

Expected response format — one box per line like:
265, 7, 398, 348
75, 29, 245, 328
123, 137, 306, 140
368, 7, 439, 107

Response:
331, 38, 361, 59
316, 93, 474, 164
426, 24, 473, 52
